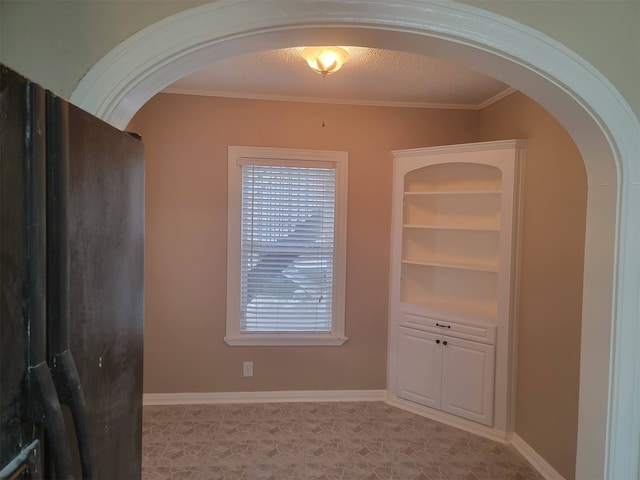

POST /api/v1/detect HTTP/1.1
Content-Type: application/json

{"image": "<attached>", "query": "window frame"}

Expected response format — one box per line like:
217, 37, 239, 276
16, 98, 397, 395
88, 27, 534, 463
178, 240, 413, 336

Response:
225, 146, 348, 346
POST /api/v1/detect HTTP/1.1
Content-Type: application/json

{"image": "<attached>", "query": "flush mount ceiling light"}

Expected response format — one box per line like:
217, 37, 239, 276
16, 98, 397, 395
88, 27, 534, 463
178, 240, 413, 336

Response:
301, 46, 349, 76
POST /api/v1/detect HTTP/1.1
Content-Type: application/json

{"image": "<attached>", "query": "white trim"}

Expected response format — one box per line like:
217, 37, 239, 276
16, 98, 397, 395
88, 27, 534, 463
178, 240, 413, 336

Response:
385, 394, 509, 444
512, 433, 566, 480
161, 86, 515, 111
507, 149, 526, 434
391, 139, 528, 157
69, 1, 640, 477
230, 145, 347, 163
143, 389, 387, 405
477, 87, 517, 109
224, 334, 347, 346
226, 146, 348, 346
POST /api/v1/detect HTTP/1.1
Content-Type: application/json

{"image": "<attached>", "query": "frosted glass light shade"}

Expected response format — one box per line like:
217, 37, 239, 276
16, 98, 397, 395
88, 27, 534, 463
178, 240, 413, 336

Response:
301, 47, 349, 76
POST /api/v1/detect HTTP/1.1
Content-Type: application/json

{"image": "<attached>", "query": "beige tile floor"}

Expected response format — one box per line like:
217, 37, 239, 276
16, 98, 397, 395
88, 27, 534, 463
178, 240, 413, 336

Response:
142, 402, 543, 480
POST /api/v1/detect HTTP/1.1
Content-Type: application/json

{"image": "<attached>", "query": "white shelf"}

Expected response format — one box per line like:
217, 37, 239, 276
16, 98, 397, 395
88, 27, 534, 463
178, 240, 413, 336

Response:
402, 193, 501, 229
401, 259, 498, 273
400, 264, 498, 319
402, 228, 499, 269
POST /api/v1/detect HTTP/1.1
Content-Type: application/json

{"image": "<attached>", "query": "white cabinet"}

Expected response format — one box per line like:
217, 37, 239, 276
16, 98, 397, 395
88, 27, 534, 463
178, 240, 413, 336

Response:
397, 326, 495, 426
388, 140, 524, 432
397, 327, 442, 409
441, 335, 495, 426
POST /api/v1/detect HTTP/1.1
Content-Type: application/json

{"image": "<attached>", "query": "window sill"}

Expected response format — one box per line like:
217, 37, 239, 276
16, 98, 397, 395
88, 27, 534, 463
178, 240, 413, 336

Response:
224, 334, 348, 347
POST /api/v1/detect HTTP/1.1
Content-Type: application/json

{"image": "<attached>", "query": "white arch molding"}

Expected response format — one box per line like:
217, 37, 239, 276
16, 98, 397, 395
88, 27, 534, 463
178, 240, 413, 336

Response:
71, 1, 640, 478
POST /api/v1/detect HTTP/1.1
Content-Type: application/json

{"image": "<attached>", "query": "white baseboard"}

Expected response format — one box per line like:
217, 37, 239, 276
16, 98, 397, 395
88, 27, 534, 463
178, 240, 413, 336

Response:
143, 389, 388, 406
511, 433, 565, 480
385, 394, 510, 444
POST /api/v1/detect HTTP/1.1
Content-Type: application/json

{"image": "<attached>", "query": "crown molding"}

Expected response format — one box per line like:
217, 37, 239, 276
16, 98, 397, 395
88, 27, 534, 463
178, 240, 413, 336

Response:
160, 86, 516, 110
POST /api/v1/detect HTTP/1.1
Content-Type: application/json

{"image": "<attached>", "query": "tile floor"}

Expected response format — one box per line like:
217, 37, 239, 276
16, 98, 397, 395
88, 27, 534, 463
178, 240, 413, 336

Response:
142, 402, 543, 479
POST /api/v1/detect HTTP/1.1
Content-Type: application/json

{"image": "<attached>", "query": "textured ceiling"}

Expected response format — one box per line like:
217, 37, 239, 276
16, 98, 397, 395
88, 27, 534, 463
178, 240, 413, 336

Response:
165, 47, 511, 108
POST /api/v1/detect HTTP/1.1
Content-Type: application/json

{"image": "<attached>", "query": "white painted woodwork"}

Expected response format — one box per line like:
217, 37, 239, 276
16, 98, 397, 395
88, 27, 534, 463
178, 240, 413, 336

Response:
441, 336, 495, 426
397, 325, 496, 426
399, 312, 497, 345
396, 327, 442, 409
225, 146, 348, 346
388, 140, 525, 433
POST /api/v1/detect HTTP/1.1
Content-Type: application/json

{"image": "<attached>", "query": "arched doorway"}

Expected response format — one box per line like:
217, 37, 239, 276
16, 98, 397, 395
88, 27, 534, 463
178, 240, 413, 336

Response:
70, 2, 640, 477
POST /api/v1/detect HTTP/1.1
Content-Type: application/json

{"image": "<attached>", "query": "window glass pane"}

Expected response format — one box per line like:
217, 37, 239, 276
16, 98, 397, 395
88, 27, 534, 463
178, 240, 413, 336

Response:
240, 165, 336, 332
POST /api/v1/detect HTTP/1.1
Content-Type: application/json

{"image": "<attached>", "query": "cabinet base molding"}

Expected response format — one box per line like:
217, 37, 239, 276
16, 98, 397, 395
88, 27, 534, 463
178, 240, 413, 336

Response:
511, 433, 566, 480
385, 394, 509, 443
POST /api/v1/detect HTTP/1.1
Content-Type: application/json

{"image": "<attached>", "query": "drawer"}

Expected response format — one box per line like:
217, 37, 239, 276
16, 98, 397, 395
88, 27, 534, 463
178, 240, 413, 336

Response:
400, 312, 497, 345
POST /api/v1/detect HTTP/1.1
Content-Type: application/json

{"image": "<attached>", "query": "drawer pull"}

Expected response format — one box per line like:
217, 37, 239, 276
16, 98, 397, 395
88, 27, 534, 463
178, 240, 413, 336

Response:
436, 323, 451, 328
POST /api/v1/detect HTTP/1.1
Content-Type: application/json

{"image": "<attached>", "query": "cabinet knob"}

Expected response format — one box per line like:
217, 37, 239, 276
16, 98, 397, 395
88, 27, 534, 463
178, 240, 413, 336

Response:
436, 339, 440, 344
443, 341, 448, 346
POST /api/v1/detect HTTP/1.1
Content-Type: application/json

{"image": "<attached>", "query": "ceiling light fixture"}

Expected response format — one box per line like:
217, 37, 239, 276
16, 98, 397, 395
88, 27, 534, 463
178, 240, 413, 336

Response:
301, 46, 349, 76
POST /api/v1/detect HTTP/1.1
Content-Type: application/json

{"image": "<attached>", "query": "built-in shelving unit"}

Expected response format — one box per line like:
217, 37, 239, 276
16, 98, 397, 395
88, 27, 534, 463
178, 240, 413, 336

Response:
387, 140, 525, 433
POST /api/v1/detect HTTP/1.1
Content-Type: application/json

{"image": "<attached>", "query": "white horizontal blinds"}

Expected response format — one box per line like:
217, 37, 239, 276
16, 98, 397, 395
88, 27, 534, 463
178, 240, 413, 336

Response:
240, 162, 336, 332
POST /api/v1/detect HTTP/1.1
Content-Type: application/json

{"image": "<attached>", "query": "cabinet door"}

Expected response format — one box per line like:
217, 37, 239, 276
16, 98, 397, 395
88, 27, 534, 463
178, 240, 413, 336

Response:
396, 327, 442, 409
441, 336, 495, 426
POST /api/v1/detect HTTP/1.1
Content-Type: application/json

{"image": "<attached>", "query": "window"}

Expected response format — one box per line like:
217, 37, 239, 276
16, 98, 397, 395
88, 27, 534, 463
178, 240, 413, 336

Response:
226, 146, 348, 346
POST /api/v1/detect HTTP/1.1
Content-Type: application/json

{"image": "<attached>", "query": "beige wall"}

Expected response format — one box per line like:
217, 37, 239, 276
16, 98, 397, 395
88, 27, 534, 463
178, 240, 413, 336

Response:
132, 93, 479, 393
478, 92, 587, 479
1, 1, 638, 118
